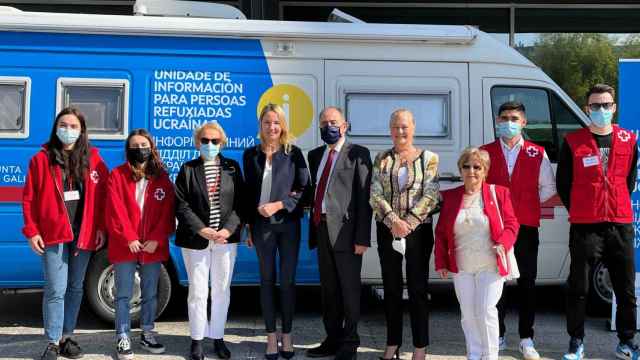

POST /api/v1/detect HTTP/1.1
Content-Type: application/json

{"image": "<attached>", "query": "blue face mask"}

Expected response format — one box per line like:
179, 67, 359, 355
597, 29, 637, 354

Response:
200, 143, 220, 161
590, 109, 613, 128
56, 127, 81, 145
320, 125, 341, 145
496, 121, 522, 139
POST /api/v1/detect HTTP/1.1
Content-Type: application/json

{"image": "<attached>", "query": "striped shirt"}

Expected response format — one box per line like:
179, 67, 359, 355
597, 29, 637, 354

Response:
204, 159, 221, 228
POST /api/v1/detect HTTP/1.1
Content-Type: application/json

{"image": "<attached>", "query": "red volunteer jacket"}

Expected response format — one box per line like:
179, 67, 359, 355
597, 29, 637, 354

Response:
106, 164, 176, 264
434, 183, 520, 277
481, 140, 544, 227
565, 126, 636, 224
22, 146, 108, 250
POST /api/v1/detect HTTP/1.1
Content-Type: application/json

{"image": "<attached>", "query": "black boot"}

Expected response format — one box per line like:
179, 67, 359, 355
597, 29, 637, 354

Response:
214, 338, 231, 359
190, 339, 204, 360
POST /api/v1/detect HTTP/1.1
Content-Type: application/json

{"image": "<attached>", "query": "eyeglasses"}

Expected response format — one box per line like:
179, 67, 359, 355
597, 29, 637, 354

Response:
200, 138, 221, 145
461, 164, 483, 171
588, 102, 614, 111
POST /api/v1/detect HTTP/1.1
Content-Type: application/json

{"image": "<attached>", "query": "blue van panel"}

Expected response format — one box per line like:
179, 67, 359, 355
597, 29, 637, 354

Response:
0, 31, 320, 288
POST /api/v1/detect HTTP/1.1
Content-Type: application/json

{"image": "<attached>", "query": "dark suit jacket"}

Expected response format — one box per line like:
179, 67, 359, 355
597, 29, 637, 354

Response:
174, 155, 243, 249
308, 141, 373, 251
242, 145, 310, 224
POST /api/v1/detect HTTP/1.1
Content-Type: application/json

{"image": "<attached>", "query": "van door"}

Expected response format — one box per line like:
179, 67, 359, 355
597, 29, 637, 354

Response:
325, 60, 470, 282
478, 74, 587, 281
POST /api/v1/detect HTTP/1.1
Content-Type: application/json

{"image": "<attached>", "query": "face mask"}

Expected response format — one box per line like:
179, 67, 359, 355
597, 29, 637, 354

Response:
200, 143, 220, 161
496, 121, 522, 139
320, 125, 341, 145
127, 147, 151, 164
392, 237, 406, 256
56, 127, 81, 145
590, 109, 613, 128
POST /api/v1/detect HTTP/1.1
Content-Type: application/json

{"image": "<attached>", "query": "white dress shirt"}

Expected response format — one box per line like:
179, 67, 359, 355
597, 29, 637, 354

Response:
499, 137, 556, 202
259, 160, 272, 206
315, 136, 346, 213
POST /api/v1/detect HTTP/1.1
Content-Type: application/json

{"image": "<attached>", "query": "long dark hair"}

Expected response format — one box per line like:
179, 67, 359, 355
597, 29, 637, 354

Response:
125, 129, 165, 181
47, 107, 90, 182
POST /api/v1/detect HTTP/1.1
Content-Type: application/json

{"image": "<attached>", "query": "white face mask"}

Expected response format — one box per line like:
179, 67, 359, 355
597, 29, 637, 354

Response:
392, 237, 406, 256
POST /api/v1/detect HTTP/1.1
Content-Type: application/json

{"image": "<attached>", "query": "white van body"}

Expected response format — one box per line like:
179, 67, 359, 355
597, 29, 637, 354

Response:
0, 6, 605, 321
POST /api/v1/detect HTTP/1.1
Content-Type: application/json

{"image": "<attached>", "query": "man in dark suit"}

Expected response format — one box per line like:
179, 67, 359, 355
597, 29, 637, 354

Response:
305, 106, 373, 360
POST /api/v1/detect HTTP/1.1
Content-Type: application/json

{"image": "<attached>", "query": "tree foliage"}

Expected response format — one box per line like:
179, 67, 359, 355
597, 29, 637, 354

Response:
522, 33, 617, 107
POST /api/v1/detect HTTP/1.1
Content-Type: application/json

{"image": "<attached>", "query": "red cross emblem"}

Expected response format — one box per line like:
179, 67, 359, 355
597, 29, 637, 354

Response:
618, 130, 631, 142
526, 145, 539, 158
154, 188, 166, 201
90, 170, 99, 184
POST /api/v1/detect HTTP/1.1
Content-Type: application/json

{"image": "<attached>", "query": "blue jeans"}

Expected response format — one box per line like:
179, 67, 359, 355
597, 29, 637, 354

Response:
114, 261, 161, 337
42, 241, 92, 343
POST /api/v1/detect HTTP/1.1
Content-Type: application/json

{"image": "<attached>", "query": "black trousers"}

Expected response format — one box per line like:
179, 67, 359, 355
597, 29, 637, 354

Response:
252, 218, 301, 333
316, 219, 363, 352
377, 222, 433, 348
566, 222, 637, 342
497, 225, 539, 339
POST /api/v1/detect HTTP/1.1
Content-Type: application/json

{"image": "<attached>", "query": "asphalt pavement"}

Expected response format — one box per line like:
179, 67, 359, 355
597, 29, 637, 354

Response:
0, 285, 622, 359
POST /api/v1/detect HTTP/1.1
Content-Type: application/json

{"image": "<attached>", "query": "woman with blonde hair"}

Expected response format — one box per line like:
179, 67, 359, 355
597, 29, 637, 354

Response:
175, 122, 244, 360
435, 147, 519, 360
370, 109, 439, 360
242, 103, 310, 359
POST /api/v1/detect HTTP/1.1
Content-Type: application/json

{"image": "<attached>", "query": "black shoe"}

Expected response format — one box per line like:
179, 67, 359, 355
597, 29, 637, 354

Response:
379, 346, 400, 360
214, 338, 231, 359
41, 343, 59, 360
306, 341, 337, 358
280, 349, 295, 359
190, 340, 204, 360
116, 337, 134, 360
59, 338, 83, 359
335, 349, 357, 360
140, 332, 166, 354
265, 352, 279, 360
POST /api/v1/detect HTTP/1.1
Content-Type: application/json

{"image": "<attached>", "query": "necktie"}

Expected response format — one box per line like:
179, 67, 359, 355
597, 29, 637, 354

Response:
313, 149, 336, 226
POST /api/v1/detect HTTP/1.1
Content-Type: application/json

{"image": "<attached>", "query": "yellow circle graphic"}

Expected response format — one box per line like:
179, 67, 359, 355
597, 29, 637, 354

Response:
257, 84, 313, 139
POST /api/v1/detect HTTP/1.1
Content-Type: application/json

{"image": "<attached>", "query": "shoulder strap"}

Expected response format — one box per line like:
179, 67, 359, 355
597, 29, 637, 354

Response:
490, 184, 503, 229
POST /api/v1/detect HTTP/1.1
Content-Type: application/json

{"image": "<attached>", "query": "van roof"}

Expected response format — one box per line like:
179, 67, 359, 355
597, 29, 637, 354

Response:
0, 10, 535, 67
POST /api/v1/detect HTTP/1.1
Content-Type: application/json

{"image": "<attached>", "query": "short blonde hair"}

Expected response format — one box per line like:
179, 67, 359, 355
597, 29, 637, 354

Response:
389, 108, 415, 127
457, 147, 491, 173
193, 122, 227, 148
258, 103, 292, 153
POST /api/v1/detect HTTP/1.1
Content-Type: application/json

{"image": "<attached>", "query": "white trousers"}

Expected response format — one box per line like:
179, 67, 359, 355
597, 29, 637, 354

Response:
453, 271, 504, 360
182, 242, 237, 340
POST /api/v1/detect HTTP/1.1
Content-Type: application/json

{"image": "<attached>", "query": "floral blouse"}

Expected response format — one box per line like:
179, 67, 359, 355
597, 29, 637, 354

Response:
370, 148, 439, 230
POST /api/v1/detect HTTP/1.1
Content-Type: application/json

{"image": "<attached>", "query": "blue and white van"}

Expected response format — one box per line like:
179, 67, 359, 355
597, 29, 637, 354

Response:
0, 2, 605, 322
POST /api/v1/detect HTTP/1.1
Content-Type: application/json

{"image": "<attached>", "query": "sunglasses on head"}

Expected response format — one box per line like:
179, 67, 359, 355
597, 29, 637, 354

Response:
588, 102, 614, 111
462, 164, 483, 171
200, 138, 221, 145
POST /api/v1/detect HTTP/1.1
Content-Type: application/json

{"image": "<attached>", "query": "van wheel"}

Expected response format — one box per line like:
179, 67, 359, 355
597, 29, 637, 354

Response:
84, 250, 172, 324
588, 260, 613, 314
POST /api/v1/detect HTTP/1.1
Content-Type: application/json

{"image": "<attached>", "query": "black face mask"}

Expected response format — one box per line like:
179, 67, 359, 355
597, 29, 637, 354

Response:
127, 147, 152, 164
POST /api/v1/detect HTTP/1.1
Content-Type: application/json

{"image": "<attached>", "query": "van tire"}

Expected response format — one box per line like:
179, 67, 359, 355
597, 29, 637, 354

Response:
588, 260, 613, 314
84, 250, 172, 324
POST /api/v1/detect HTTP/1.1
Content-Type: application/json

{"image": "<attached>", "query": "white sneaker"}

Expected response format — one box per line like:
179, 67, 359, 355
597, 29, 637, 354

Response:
499, 337, 507, 351
520, 338, 541, 360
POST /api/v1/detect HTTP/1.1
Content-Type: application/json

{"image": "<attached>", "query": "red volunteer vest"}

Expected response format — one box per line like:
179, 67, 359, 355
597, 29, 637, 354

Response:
565, 126, 636, 224
481, 139, 543, 227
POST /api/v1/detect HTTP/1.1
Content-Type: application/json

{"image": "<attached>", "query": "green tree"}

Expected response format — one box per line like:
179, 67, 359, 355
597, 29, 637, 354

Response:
523, 33, 617, 107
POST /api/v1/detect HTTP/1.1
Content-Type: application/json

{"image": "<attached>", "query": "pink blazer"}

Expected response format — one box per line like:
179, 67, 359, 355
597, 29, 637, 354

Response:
434, 183, 519, 276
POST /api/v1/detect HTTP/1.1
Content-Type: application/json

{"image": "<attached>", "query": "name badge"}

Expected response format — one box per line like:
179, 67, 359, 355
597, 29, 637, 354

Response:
64, 190, 80, 202
582, 155, 599, 168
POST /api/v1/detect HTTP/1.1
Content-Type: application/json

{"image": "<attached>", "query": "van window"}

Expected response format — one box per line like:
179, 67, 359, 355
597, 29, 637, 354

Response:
0, 77, 30, 138
550, 91, 584, 152
491, 86, 584, 162
57, 78, 129, 139
345, 93, 450, 138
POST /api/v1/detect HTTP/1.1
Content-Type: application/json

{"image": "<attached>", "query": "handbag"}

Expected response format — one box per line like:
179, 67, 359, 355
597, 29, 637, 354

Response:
490, 184, 520, 280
